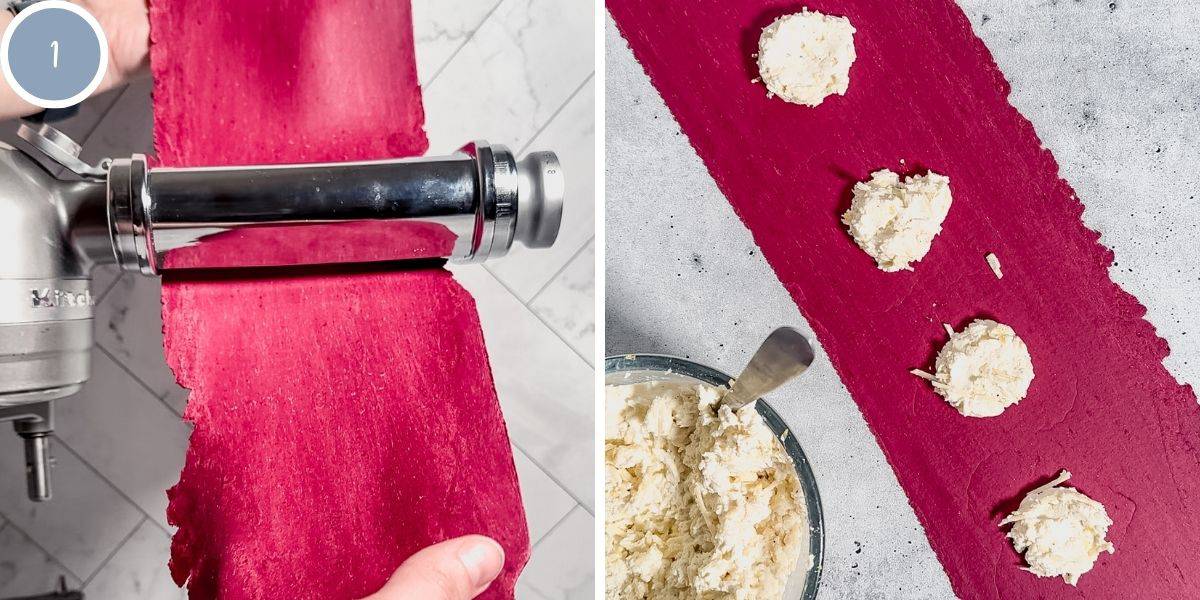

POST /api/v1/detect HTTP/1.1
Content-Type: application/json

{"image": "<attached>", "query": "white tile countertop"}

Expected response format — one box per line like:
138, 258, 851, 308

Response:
605, 2, 1200, 598
0, 0, 594, 598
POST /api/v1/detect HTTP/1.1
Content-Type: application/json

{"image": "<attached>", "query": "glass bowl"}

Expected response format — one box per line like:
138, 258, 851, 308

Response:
604, 353, 825, 600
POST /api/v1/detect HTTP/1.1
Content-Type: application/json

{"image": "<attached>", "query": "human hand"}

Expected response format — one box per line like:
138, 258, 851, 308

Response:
361, 535, 506, 600
80, 0, 150, 87
0, 0, 149, 120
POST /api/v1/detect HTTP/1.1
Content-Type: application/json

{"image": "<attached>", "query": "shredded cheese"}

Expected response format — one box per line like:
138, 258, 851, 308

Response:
756, 9, 856, 106
842, 170, 953, 272
605, 382, 808, 599
915, 319, 1035, 417
1001, 470, 1114, 585
986, 252, 1004, 279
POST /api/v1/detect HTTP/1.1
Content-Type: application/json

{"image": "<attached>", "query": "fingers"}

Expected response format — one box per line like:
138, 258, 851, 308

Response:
85, 0, 151, 84
363, 535, 506, 600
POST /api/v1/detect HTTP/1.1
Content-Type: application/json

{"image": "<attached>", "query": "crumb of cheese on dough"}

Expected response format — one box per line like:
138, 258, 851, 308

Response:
1001, 470, 1114, 586
912, 319, 1034, 417
604, 382, 808, 600
842, 170, 953, 272
756, 9, 856, 106
986, 252, 1004, 279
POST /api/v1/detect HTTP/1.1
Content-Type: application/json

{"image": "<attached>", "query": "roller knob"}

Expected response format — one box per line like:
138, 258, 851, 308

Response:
515, 151, 564, 249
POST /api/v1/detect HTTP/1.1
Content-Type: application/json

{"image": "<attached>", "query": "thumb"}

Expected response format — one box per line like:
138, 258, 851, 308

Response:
363, 535, 506, 600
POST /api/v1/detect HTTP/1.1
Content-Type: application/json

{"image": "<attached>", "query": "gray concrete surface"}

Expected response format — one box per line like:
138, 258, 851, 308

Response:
605, 2, 1200, 598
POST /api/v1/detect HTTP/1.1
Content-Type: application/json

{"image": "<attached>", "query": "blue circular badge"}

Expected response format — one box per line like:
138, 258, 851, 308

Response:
1, 1, 107, 108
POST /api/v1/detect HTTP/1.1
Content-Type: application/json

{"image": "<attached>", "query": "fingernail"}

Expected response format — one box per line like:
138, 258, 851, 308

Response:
458, 537, 505, 589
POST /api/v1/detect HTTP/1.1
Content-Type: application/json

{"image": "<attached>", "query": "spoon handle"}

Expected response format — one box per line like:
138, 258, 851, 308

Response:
724, 327, 815, 410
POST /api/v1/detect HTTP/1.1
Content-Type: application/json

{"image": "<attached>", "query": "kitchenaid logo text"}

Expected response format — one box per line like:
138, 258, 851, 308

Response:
30, 288, 94, 309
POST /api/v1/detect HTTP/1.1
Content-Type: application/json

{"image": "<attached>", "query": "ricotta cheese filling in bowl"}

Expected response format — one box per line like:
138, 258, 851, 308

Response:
604, 354, 825, 600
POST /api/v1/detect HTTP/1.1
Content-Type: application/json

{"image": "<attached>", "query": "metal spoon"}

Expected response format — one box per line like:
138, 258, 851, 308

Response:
722, 327, 816, 411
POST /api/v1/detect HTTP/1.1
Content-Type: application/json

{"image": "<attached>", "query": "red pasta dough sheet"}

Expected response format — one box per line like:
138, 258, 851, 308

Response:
151, 0, 529, 597
163, 268, 529, 599
150, 0, 428, 165
608, 0, 1200, 597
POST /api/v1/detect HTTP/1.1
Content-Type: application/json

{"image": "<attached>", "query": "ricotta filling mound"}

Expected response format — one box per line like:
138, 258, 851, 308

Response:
756, 9, 856, 106
913, 319, 1034, 417
604, 382, 808, 600
842, 169, 953, 272
1001, 470, 1115, 586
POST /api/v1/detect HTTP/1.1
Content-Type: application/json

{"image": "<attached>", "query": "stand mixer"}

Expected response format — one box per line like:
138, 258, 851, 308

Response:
0, 121, 564, 502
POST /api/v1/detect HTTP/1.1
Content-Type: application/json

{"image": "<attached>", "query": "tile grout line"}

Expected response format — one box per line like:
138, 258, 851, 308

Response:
49, 437, 174, 538
515, 584, 552, 600
76, 83, 137, 148
94, 343, 185, 420
516, 72, 595, 157
512, 442, 593, 516
81, 516, 146, 587
530, 502, 578, 549
483, 68, 593, 299
525, 235, 595, 306
481, 267, 593, 366
0, 507, 85, 583
95, 272, 127, 305
420, 0, 506, 88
